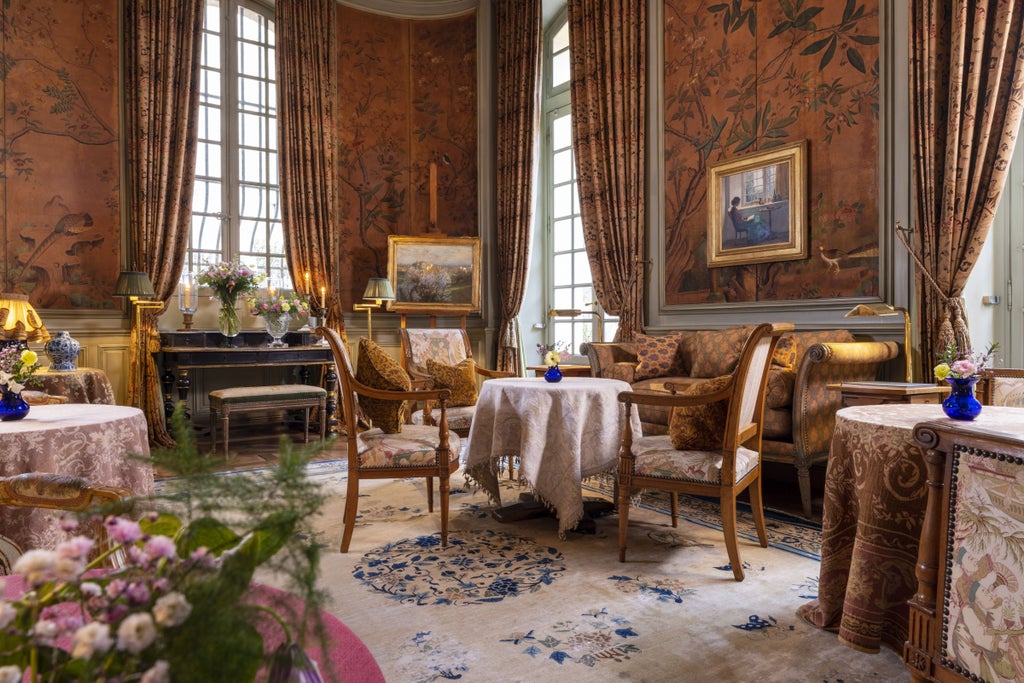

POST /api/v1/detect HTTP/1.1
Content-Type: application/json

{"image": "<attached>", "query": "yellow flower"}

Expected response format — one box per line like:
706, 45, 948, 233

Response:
933, 363, 951, 381
20, 350, 37, 366
544, 351, 561, 367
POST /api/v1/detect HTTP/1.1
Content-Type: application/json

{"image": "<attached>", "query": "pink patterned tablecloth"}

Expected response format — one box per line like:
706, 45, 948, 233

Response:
0, 404, 154, 551
464, 377, 640, 536
37, 366, 116, 404
797, 404, 1024, 654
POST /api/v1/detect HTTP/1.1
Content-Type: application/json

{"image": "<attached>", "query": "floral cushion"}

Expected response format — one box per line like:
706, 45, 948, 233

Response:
355, 337, 411, 434
404, 329, 469, 377
410, 405, 474, 433
683, 325, 754, 378
630, 434, 759, 484
425, 358, 477, 407
634, 332, 687, 381
668, 375, 733, 450
771, 335, 798, 369
356, 425, 462, 468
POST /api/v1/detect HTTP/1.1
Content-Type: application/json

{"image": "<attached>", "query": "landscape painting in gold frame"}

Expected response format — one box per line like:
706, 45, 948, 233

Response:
387, 235, 481, 314
707, 140, 807, 268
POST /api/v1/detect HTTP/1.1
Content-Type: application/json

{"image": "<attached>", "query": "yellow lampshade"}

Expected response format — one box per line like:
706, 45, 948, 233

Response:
0, 293, 50, 343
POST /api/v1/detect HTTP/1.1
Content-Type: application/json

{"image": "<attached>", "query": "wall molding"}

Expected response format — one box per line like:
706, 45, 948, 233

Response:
337, 0, 476, 19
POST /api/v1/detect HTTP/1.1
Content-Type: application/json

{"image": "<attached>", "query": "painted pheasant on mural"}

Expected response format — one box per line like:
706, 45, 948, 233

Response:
818, 243, 879, 275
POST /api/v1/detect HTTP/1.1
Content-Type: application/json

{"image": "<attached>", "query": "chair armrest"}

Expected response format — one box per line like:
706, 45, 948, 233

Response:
475, 367, 515, 379
792, 340, 900, 459
584, 342, 638, 379
617, 383, 732, 409
350, 375, 452, 404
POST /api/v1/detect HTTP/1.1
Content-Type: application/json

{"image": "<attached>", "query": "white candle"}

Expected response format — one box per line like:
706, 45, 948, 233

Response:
184, 282, 191, 309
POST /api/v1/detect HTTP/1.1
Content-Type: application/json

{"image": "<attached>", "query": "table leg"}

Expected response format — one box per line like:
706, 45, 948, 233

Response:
175, 370, 191, 419
490, 492, 614, 534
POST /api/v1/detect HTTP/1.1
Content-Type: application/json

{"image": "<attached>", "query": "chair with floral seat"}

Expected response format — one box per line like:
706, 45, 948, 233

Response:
318, 326, 459, 553
615, 321, 793, 581
978, 368, 1024, 406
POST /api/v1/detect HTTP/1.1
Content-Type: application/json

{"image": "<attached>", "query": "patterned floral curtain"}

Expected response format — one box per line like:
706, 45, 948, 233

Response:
276, 0, 345, 345
495, 0, 542, 375
910, 0, 1024, 372
124, 0, 204, 447
567, 0, 646, 342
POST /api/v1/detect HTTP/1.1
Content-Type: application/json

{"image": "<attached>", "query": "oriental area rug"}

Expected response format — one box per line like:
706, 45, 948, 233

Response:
168, 461, 910, 682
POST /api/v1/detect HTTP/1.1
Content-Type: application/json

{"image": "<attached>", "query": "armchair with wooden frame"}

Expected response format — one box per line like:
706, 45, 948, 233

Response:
978, 367, 1024, 407
398, 325, 513, 436
318, 326, 459, 553
615, 322, 793, 581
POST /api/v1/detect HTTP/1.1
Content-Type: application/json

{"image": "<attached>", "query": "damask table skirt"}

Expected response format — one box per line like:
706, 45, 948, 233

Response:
464, 377, 640, 536
797, 404, 1024, 654
37, 367, 116, 404
0, 404, 154, 552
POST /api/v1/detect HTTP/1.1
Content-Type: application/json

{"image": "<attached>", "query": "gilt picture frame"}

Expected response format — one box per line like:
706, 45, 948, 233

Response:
707, 140, 808, 268
386, 235, 481, 314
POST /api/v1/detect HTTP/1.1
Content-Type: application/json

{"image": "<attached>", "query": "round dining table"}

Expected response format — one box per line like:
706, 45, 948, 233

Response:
0, 404, 154, 552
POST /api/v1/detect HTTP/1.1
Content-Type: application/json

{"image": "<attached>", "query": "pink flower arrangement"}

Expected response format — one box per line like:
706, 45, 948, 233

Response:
933, 341, 999, 381
246, 292, 309, 320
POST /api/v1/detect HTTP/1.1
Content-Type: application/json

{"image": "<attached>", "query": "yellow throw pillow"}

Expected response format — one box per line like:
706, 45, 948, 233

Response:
668, 374, 733, 450
355, 337, 411, 433
425, 358, 478, 407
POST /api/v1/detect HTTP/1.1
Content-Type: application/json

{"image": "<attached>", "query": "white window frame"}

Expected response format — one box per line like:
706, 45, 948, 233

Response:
189, 0, 288, 288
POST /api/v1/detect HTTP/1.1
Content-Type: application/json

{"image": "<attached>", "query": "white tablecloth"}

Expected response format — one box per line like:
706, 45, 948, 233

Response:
464, 377, 640, 536
0, 404, 154, 551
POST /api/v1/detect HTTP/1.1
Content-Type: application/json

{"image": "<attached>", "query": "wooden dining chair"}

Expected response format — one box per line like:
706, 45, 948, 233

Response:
318, 326, 460, 552
978, 367, 1024, 406
615, 321, 793, 581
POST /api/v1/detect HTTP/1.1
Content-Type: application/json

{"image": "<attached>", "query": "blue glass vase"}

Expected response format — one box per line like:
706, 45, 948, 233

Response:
0, 389, 30, 421
544, 364, 562, 383
942, 377, 982, 421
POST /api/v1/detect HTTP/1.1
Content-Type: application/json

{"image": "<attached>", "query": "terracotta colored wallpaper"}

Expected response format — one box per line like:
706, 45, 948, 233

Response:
0, 0, 121, 309
336, 7, 477, 307
663, 0, 879, 305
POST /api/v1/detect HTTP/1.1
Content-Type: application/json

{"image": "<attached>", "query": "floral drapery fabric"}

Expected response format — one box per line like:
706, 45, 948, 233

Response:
910, 0, 1024, 372
124, 0, 204, 446
495, 0, 542, 374
277, 0, 346, 344
567, 0, 646, 341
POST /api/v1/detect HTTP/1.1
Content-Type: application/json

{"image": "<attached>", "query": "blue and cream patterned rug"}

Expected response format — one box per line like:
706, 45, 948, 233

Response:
240, 462, 908, 683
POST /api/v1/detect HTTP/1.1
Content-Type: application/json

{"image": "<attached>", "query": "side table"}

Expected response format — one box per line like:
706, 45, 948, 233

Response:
526, 364, 591, 378
36, 367, 116, 405
832, 380, 949, 407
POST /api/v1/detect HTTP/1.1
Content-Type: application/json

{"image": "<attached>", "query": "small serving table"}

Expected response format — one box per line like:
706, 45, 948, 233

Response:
36, 366, 116, 404
464, 377, 640, 537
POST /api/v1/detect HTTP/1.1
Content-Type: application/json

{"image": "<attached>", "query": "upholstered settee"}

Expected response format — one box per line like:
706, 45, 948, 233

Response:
583, 326, 900, 517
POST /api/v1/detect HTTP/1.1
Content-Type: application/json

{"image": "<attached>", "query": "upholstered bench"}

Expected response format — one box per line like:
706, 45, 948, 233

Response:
208, 384, 327, 456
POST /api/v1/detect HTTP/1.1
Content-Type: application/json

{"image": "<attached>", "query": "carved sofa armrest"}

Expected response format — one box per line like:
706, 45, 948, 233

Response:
583, 342, 638, 382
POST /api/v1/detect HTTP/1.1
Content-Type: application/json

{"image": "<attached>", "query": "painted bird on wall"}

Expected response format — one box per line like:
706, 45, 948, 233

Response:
818, 243, 879, 275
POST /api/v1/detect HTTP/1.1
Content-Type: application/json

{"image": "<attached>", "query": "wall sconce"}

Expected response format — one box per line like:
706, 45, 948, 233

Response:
353, 277, 395, 340
115, 271, 163, 408
177, 272, 197, 331
844, 302, 912, 382
0, 292, 50, 350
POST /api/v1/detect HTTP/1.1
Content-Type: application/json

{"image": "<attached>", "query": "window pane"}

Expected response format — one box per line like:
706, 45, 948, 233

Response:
239, 42, 265, 77
238, 149, 266, 183
573, 252, 592, 284
203, 34, 222, 71
552, 22, 569, 53
552, 114, 572, 150
239, 112, 265, 147
552, 149, 573, 184
553, 254, 573, 286
239, 184, 267, 218
268, 222, 284, 251
192, 179, 222, 214
191, 215, 222, 252
574, 286, 592, 310
552, 51, 570, 88
239, 76, 266, 110
573, 216, 585, 250
552, 184, 573, 219
553, 322, 574, 346
552, 218, 573, 252
239, 6, 265, 42
553, 288, 573, 310
238, 219, 265, 251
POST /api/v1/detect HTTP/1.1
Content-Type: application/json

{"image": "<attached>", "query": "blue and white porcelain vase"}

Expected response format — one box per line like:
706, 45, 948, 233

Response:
44, 330, 80, 371
544, 364, 563, 383
942, 377, 982, 421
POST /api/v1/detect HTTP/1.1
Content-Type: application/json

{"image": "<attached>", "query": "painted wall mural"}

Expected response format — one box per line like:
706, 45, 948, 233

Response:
663, 0, 879, 305
336, 6, 477, 308
0, 0, 121, 309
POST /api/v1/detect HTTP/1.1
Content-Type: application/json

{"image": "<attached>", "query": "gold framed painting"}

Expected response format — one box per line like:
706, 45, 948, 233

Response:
386, 235, 481, 314
706, 139, 808, 268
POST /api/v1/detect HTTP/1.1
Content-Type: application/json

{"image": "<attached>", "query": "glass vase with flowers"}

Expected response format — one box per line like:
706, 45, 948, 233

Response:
933, 341, 999, 420
197, 262, 266, 341
246, 290, 310, 347
0, 346, 40, 421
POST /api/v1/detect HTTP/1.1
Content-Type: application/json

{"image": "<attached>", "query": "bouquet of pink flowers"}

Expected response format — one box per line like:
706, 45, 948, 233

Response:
933, 341, 999, 380
246, 291, 309, 320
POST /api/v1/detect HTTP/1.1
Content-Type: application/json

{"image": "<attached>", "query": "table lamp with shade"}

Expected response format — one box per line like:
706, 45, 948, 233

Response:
0, 293, 50, 350
353, 277, 395, 340
844, 302, 912, 382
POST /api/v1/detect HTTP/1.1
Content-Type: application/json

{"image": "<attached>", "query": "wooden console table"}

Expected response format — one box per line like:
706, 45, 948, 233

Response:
526, 364, 591, 378
156, 331, 337, 432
